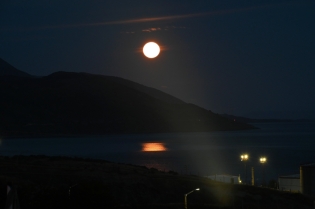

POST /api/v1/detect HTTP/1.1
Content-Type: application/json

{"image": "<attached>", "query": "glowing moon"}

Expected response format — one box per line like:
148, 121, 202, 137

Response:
143, 42, 160, 58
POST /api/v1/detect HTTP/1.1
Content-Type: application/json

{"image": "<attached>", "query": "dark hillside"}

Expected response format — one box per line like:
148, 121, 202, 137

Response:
0, 58, 32, 77
0, 71, 255, 137
104, 76, 185, 104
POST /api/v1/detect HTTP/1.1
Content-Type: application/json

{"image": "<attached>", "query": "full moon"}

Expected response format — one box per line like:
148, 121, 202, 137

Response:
143, 42, 160, 58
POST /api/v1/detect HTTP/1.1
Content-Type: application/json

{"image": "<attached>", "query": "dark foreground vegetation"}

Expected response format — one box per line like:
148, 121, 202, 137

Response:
0, 155, 314, 209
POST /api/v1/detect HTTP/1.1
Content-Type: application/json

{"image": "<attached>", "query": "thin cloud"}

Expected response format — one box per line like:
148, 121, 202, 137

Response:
41, 8, 253, 29
2, 2, 295, 31
142, 27, 162, 33
121, 26, 185, 34
80, 2, 283, 27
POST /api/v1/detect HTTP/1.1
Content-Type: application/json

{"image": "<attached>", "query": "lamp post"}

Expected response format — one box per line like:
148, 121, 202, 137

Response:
259, 157, 267, 187
184, 188, 200, 209
68, 184, 78, 199
240, 154, 249, 184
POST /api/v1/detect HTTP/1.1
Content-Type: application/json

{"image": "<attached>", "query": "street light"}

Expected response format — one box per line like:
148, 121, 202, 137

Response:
68, 184, 78, 199
240, 154, 249, 184
184, 188, 200, 209
260, 157, 267, 187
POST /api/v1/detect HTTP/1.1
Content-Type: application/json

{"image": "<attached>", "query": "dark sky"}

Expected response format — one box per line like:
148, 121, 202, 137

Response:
1, 0, 314, 119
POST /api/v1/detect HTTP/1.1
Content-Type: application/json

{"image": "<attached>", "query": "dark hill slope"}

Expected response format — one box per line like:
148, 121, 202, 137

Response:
0, 58, 32, 77
105, 76, 185, 105
0, 71, 255, 137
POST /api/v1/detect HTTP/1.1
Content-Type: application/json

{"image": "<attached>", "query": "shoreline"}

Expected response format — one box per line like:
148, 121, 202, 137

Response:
1, 128, 259, 139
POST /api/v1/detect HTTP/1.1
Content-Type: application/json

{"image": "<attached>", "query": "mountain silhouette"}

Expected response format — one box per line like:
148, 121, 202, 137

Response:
0, 58, 255, 137
0, 58, 32, 77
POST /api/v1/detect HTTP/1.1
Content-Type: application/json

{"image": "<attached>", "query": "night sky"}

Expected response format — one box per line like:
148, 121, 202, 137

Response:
1, 0, 314, 119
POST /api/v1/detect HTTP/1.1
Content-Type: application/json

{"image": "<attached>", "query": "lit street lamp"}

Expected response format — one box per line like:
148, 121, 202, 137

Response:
260, 157, 267, 186
184, 188, 200, 209
240, 154, 249, 184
